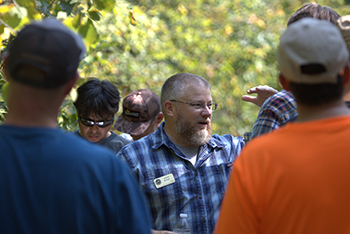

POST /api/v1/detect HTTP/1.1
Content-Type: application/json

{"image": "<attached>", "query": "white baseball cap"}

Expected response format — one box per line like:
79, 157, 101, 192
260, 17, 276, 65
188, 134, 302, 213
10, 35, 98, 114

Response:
278, 18, 349, 84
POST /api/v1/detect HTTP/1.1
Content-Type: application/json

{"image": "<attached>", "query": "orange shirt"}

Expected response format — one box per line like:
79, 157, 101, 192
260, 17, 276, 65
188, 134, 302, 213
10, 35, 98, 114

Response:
215, 116, 350, 234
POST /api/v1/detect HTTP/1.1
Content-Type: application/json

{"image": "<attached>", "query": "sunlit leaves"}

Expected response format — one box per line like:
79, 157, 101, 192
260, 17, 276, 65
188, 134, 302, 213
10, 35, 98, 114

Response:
92, 0, 114, 11
0, 4, 13, 14
1, 0, 350, 134
16, 0, 36, 8
70, 12, 82, 28
78, 19, 98, 48
88, 9, 101, 21
1, 82, 8, 104
129, 10, 137, 25
1, 10, 21, 29
15, 0, 40, 19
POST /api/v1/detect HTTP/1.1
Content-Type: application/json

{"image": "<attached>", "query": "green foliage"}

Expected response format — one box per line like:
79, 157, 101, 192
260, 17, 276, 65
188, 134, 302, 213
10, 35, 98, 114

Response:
1, 0, 350, 136
93, 0, 115, 11
0, 77, 6, 123
78, 18, 98, 47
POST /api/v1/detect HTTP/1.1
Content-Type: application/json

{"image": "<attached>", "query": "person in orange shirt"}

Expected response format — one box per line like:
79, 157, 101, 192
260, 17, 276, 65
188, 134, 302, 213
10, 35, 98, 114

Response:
215, 18, 350, 234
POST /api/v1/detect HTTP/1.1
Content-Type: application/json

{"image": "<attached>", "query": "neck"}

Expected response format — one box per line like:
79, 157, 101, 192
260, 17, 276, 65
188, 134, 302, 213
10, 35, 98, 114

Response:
5, 102, 60, 128
4, 84, 64, 128
163, 121, 181, 144
296, 99, 350, 122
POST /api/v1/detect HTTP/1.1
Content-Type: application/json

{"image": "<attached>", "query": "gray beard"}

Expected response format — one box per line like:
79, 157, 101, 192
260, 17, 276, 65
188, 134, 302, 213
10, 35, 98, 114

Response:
175, 115, 212, 146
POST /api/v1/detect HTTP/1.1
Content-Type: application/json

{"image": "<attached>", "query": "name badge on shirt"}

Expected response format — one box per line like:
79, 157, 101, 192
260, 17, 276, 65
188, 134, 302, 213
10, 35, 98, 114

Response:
154, 173, 175, 189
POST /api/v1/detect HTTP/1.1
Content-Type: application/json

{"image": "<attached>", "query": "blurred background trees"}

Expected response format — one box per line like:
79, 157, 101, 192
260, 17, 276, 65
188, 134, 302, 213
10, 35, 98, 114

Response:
1, 0, 349, 135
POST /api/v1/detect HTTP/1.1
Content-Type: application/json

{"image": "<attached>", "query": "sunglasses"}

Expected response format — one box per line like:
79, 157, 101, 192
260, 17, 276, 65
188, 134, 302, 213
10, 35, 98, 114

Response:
79, 116, 114, 128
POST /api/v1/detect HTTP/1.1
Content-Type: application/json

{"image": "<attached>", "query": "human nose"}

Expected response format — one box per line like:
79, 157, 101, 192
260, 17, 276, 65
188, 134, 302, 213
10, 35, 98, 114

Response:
90, 124, 100, 132
201, 105, 212, 116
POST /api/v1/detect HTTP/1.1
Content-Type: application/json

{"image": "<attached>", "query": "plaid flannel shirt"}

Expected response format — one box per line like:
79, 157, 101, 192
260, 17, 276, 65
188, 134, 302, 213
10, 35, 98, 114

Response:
116, 122, 244, 234
250, 90, 298, 139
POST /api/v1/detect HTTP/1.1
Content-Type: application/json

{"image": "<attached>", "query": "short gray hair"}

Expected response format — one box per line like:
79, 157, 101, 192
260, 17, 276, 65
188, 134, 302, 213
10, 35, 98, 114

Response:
160, 73, 210, 115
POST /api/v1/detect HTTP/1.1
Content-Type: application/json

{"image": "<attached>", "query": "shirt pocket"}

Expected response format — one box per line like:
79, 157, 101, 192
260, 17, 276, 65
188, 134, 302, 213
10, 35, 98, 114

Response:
143, 169, 185, 211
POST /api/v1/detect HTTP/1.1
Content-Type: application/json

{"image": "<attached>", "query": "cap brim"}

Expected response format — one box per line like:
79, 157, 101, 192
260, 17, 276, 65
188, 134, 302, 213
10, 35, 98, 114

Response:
114, 115, 153, 135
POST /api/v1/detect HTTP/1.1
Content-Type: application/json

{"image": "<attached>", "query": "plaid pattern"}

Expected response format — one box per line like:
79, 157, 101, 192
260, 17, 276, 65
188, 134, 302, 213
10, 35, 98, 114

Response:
116, 122, 244, 234
250, 90, 298, 139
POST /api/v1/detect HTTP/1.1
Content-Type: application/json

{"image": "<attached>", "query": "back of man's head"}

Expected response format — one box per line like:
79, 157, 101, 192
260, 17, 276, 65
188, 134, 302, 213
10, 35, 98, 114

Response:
74, 78, 120, 119
5, 18, 85, 89
287, 3, 340, 26
278, 18, 349, 105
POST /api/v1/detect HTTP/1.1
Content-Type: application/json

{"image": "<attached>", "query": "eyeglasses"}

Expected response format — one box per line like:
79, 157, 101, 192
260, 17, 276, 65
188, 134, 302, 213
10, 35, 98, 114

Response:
170, 100, 218, 111
79, 116, 114, 128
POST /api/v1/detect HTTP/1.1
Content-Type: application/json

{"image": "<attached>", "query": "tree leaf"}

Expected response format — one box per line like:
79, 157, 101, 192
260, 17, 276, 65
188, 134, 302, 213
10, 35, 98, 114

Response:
0, 4, 14, 14
78, 19, 98, 48
71, 12, 82, 29
36, 0, 51, 16
16, 0, 36, 8
1, 82, 9, 104
59, 1, 76, 17
27, 7, 41, 20
1, 12, 21, 29
92, 0, 114, 11
88, 10, 101, 21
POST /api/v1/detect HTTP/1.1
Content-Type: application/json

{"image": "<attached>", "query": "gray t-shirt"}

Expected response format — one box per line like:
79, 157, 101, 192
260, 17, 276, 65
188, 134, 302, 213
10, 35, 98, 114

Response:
174, 143, 199, 166
75, 131, 131, 154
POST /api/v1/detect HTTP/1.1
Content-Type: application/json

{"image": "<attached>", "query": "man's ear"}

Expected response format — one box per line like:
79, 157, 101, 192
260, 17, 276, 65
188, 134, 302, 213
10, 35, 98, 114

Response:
156, 112, 164, 124
279, 73, 291, 91
342, 64, 350, 86
64, 73, 79, 95
2, 54, 10, 81
342, 64, 350, 98
164, 101, 174, 117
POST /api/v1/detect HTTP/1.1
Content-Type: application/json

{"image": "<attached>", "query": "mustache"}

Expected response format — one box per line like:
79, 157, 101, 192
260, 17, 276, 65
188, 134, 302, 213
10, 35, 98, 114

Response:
198, 118, 211, 123
88, 133, 101, 137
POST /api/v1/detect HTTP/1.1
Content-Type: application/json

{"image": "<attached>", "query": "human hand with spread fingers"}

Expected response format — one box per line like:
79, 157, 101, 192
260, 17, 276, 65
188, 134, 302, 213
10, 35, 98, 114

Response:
241, 85, 278, 107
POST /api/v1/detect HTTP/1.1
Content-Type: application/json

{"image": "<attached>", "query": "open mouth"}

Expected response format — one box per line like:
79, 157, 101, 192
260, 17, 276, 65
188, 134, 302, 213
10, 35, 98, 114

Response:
198, 120, 210, 127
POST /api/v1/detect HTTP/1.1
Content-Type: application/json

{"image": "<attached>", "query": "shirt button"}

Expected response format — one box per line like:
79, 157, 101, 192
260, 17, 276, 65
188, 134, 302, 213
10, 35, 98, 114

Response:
195, 171, 198, 176
198, 195, 202, 199
202, 218, 206, 223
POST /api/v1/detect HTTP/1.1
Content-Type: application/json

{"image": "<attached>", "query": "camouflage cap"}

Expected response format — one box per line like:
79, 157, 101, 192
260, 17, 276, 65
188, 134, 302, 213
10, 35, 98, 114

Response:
115, 89, 160, 135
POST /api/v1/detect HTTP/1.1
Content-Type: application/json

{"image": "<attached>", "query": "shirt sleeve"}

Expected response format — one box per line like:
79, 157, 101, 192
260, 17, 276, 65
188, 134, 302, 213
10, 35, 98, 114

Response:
250, 90, 297, 139
250, 108, 281, 139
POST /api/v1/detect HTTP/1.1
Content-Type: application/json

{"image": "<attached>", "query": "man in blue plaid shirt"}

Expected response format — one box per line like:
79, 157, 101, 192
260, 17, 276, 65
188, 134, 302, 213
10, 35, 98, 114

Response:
117, 73, 244, 234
